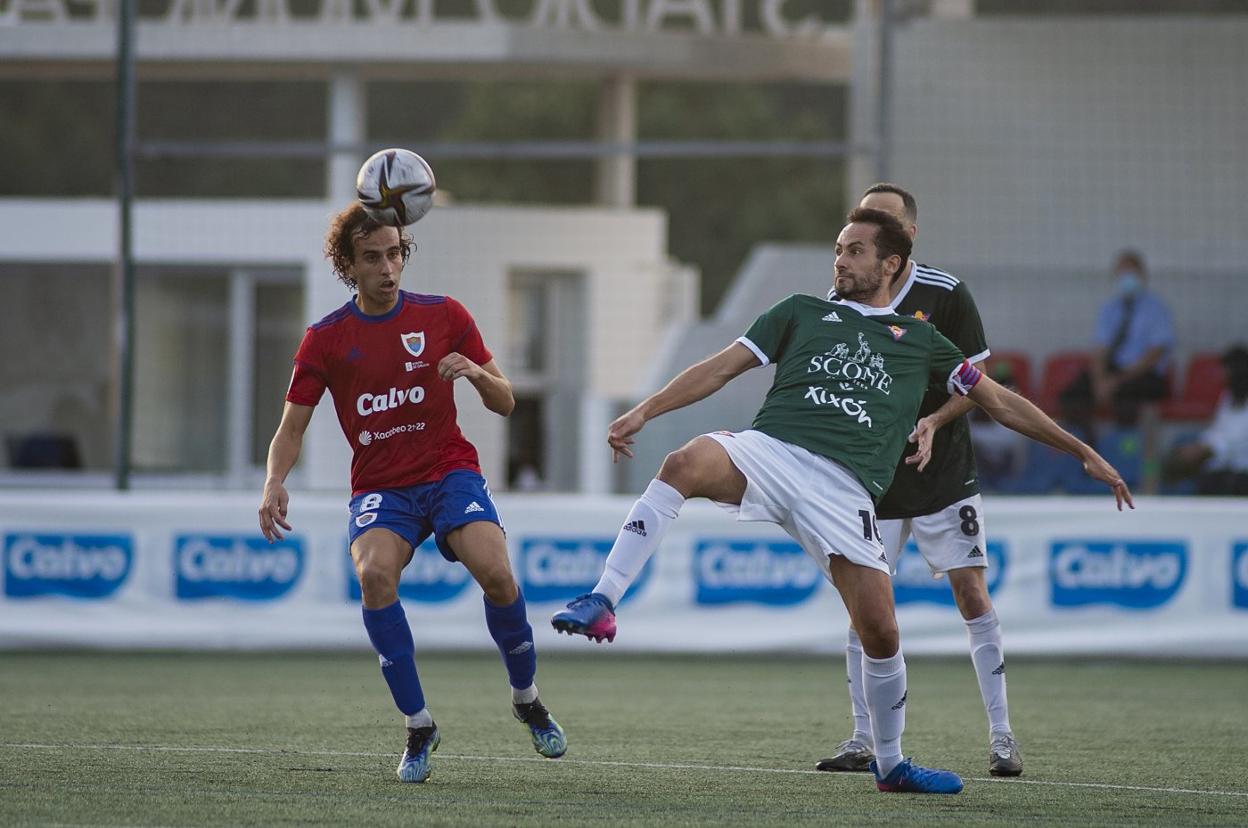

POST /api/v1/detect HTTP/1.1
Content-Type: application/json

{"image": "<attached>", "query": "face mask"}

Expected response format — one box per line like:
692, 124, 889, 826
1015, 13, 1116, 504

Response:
1116, 270, 1142, 297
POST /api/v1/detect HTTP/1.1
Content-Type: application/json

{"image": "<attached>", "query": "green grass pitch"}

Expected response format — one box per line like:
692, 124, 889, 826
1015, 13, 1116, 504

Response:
1, 651, 1245, 826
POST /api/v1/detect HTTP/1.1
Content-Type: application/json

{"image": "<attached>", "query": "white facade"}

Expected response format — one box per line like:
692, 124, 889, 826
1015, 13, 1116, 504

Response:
0, 199, 694, 494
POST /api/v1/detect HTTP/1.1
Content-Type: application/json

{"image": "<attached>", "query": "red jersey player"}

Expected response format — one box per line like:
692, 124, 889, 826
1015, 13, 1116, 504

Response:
257, 202, 566, 783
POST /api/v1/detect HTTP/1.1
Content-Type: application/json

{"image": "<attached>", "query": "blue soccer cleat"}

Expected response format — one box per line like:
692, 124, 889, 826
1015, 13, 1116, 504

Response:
513, 698, 567, 758
550, 592, 616, 643
397, 724, 440, 783
871, 758, 964, 794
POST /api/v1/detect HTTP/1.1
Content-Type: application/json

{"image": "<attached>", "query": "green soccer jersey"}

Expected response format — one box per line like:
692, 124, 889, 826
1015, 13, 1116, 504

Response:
873, 263, 990, 519
739, 293, 978, 499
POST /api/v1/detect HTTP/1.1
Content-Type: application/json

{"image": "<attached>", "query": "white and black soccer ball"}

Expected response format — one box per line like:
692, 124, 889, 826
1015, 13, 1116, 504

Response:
355, 148, 437, 227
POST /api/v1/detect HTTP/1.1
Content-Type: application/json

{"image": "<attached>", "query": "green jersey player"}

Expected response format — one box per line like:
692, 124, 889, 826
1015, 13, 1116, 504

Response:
552, 207, 1132, 795
817, 184, 1022, 778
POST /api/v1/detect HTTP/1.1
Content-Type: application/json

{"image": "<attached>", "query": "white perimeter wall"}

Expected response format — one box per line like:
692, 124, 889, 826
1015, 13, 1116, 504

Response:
1, 492, 1245, 657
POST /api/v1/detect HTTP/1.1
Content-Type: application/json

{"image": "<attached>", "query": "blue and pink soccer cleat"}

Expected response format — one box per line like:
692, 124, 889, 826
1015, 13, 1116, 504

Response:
871, 758, 964, 794
550, 592, 617, 643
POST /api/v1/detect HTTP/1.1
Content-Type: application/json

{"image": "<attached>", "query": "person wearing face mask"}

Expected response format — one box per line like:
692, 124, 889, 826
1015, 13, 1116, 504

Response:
1059, 249, 1175, 438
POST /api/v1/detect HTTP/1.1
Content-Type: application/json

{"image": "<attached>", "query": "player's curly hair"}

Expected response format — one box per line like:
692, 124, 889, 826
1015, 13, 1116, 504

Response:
324, 202, 413, 288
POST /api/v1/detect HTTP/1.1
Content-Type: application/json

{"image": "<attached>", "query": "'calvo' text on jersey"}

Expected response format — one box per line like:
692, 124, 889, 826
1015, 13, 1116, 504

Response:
356, 385, 425, 416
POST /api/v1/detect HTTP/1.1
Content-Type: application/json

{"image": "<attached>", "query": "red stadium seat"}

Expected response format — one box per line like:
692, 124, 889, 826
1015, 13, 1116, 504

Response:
987, 351, 1032, 400
1160, 353, 1226, 421
1037, 351, 1091, 416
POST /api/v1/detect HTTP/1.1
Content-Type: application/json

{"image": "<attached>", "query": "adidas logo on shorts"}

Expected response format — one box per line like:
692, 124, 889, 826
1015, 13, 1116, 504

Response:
968, 545, 984, 558
623, 520, 647, 537
464, 501, 485, 514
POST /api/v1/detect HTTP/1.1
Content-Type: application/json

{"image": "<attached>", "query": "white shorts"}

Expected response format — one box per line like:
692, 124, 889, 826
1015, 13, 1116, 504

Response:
879, 493, 988, 578
704, 430, 889, 579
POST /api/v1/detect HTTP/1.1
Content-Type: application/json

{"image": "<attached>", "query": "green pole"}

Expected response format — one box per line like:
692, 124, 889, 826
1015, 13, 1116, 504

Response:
113, 0, 136, 490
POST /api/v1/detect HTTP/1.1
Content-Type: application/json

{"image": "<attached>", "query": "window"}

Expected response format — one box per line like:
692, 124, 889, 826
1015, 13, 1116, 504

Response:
0, 262, 303, 487
504, 271, 586, 491
0, 264, 112, 471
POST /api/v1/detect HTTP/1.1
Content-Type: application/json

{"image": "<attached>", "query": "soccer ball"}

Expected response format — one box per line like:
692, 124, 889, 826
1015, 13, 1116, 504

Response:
355, 148, 437, 226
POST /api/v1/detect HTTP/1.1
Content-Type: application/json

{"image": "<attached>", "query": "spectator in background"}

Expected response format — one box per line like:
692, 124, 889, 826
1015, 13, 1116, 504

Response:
1163, 345, 1248, 495
1060, 250, 1175, 438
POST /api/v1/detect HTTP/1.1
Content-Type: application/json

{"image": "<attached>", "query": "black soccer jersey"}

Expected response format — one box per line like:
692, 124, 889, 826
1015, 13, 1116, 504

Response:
873, 263, 990, 519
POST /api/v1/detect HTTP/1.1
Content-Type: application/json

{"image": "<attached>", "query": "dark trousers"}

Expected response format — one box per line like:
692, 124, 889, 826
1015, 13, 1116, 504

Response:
1196, 470, 1248, 496
1059, 368, 1168, 431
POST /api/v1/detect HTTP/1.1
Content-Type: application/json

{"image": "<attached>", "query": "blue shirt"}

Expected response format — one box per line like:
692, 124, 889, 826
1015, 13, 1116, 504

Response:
1093, 289, 1175, 373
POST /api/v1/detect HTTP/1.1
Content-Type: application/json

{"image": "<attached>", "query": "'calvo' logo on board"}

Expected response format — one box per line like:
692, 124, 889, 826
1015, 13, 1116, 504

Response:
694, 539, 820, 606
346, 540, 472, 603
893, 541, 1007, 606
519, 538, 652, 605
1050, 541, 1186, 609
175, 535, 303, 601
1233, 542, 1248, 610
4, 533, 133, 599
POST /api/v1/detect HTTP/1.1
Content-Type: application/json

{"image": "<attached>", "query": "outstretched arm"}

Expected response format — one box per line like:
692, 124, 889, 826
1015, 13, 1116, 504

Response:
608, 342, 761, 462
966, 375, 1134, 510
259, 402, 314, 542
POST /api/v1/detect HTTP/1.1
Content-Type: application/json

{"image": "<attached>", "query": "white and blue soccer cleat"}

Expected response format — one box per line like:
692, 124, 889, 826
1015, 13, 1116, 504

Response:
513, 699, 567, 759
397, 724, 440, 783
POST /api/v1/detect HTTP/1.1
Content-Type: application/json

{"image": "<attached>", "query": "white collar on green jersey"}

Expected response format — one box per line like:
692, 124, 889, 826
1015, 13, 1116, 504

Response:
831, 297, 895, 317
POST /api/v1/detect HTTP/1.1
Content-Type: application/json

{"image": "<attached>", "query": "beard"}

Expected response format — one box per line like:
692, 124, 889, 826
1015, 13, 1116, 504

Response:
836, 262, 886, 303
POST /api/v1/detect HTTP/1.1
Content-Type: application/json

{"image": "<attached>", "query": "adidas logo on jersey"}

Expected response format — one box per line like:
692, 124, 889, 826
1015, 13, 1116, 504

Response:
464, 501, 485, 514
623, 520, 647, 537
822, 312, 842, 322
968, 546, 984, 558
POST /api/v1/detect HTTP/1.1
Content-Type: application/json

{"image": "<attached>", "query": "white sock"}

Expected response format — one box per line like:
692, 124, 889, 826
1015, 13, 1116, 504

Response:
845, 629, 872, 744
966, 609, 1012, 735
405, 708, 433, 729
863, 651, 907, 778
512, 683, 538, 705
592, 478, 684, 606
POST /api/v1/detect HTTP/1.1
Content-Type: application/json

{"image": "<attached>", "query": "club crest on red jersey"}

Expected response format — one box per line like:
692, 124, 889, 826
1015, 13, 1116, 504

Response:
401, 332, 425, 357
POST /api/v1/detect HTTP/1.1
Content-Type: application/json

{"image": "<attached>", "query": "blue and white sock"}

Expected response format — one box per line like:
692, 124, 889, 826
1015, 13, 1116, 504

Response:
361, 600, 426, 717
484, 591, 538, 694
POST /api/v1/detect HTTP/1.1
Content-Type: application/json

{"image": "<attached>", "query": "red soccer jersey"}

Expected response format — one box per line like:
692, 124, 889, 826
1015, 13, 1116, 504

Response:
286, 291, 492, 495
